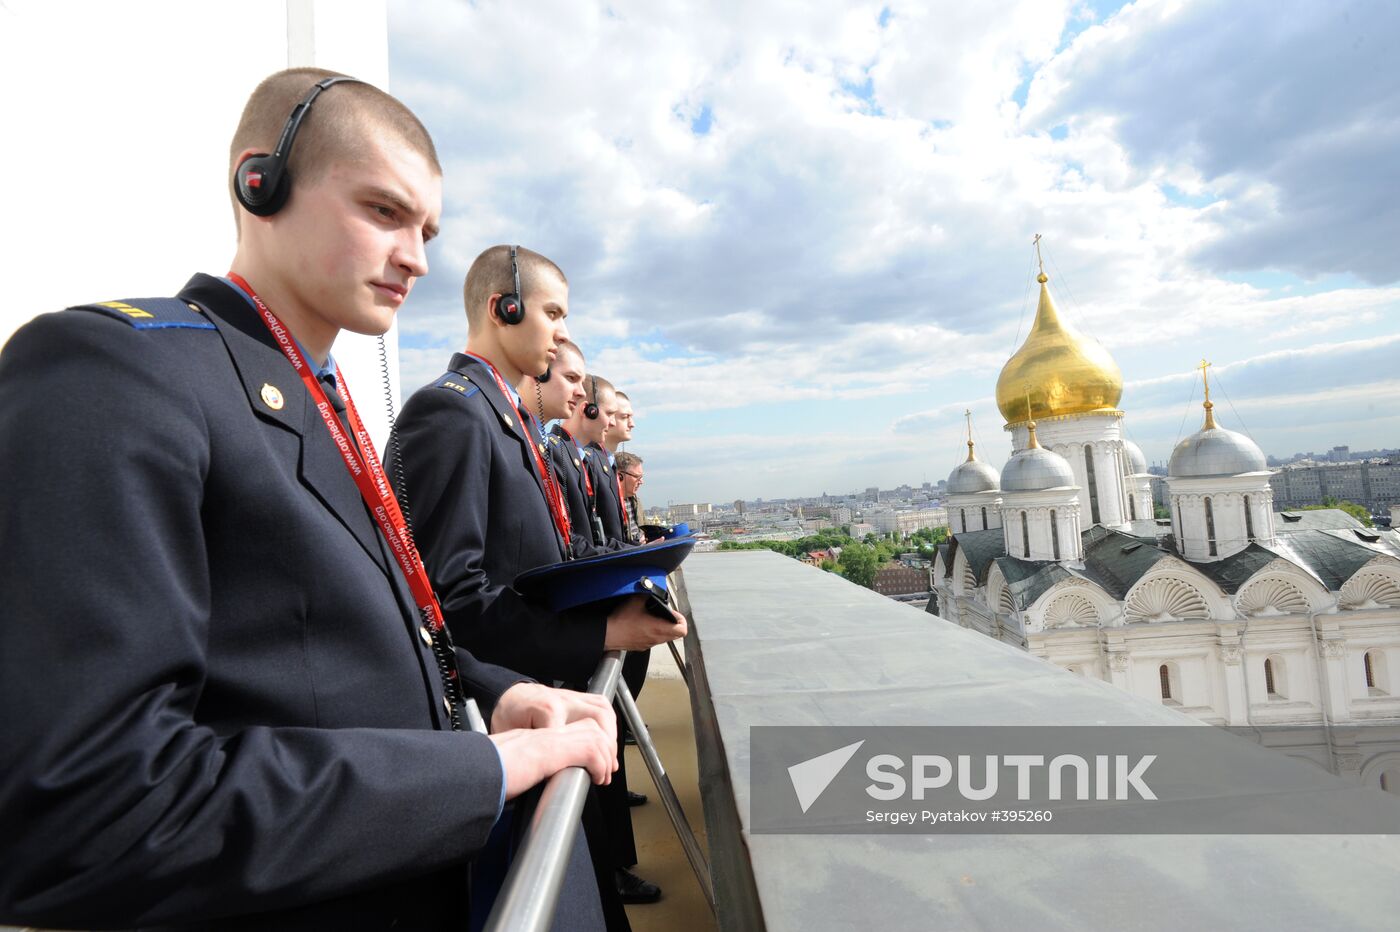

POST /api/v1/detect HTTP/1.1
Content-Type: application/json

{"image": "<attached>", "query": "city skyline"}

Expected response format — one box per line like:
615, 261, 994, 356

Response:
659, 439, 1400, 510
383, 0, 1400, 507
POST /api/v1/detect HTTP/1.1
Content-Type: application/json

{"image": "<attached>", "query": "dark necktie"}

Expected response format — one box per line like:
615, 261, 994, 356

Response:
319, 372, 352, 440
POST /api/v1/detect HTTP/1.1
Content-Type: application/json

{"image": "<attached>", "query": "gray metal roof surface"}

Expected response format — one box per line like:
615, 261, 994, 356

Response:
947, 528, 1007, 585
1082, 527, 1173, 598
1275, 508, 1364, 530
679, 551, 1400, 932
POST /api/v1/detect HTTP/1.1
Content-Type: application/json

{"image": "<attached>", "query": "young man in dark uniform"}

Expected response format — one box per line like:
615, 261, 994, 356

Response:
519, 339, 618, 556
581, 377, 630, 546
0, 69, 616, 931
390, 244, 685, 925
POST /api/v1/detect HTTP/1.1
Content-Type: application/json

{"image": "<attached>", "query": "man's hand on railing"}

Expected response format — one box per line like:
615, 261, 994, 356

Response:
604, 595, 688, 651
491, 682, 617, 746
489, 720, 619, 799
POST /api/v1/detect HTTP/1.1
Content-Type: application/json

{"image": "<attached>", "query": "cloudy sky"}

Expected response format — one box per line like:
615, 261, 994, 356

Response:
386, 0, 1400, 507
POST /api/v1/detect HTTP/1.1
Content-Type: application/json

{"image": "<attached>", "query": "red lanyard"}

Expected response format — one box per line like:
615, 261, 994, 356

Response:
462, 352, 572, 549
228, 273, 450, 639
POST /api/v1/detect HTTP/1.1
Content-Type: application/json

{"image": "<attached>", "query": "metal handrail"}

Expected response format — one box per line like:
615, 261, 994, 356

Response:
483, 651, 623, 932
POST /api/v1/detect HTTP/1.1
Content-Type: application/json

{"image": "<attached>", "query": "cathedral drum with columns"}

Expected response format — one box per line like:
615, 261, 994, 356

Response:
930, 258, 1400, 793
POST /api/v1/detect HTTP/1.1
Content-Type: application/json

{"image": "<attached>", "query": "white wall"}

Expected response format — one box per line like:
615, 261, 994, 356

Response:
0, 0, 399, 451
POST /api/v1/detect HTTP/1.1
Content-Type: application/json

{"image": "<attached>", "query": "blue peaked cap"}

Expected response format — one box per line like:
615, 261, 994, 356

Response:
514, 536, 696, 612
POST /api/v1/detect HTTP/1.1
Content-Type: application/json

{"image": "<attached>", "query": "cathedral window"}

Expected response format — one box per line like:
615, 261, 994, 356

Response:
1204, 497, 1217, 557
1129, 492, 1137, 521
1084, 447, 1101, 525
1158, 663, 1181, 705
981, 506, 988, 530
959, 508, 966, 533
1021, 511, 1030, 558
1366, 650, 1388, 697
1051, 509, 1060, 560
1244, 495, 1255, 541
1264, 656, 1286, 699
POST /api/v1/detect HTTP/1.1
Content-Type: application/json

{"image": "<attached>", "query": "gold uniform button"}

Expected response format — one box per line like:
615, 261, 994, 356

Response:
419, 624, 433, 647
501, 412, 513, 429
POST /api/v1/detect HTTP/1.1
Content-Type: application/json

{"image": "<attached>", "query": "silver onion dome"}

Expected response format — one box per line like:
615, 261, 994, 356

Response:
948, 458, 1000, 494
1123, 440, 1148, 476
1001, 445, 1076, 492
1168, 426, 1266, 478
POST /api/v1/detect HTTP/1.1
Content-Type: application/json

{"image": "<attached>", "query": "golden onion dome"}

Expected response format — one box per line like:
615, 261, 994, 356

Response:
996, 273, 1122, 426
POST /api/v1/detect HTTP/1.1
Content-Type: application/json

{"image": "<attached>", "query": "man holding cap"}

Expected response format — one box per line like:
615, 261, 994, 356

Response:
391, 244, 686, 926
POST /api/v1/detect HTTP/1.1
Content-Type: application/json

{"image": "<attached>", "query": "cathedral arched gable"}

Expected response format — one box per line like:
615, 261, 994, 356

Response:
1234, 559, 1331, 617
1123, 560, 1225, 623
985, 563, 1012, 615
1025, 578, 1117, 632
1339, 556, 1400, 610
952, 548, 978, 597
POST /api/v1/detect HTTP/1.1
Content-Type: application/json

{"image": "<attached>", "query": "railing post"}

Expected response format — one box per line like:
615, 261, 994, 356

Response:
483, 652, 623, 932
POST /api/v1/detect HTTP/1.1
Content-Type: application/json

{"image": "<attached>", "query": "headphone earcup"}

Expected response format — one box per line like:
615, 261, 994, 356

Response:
538, 367, 551, 383
584, 402, 599, 420
235, 154, 291, 217
496, 293, 525, 325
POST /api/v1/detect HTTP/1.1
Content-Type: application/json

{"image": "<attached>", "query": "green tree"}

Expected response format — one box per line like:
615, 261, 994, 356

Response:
1153, 504, 1171, 520
1302, 497, 1374, 527
839, 543, 879, 589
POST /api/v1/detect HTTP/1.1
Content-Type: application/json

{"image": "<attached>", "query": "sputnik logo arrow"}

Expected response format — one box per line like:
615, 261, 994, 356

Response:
788, 740, 865, 813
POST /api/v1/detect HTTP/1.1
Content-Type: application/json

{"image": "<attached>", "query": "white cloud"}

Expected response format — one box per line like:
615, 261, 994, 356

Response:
386, 0, 1400, 503
1023, 0, 1400, 284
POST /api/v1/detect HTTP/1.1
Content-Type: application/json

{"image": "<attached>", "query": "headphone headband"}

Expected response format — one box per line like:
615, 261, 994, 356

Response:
584, 373, 600, 421
496, 244, 526, 325
235, 75, 365, 217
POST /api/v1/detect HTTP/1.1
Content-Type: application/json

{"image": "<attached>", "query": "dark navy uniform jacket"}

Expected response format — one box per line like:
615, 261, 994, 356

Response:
548, 424, 601, 547
0, 276, 530, 930
584, 443, 628, 546
391, 354, 609, 687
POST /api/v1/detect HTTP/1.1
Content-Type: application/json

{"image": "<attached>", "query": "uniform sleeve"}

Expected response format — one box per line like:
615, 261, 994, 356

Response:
0, 313, 506, 928
393, 389, 607, 686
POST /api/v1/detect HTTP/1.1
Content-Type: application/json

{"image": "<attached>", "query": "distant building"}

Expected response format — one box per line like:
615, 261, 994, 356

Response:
1271, 461, 1400, 515
874, 562, 930, 596
868, 507, 949, 536
668, 502, 713, 523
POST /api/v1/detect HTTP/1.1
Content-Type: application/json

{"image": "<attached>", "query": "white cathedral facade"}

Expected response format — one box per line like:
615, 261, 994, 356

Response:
930, 270, 1400, 792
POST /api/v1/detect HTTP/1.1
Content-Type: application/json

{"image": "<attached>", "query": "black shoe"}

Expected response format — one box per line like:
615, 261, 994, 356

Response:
626, 790, 648, 807
615, 868, 662, 904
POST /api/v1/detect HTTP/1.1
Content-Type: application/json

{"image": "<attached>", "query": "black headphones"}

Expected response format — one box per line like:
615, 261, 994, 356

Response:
235, 75, 363, 217
584, 374, 600, 420
494, 245, 526, 325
